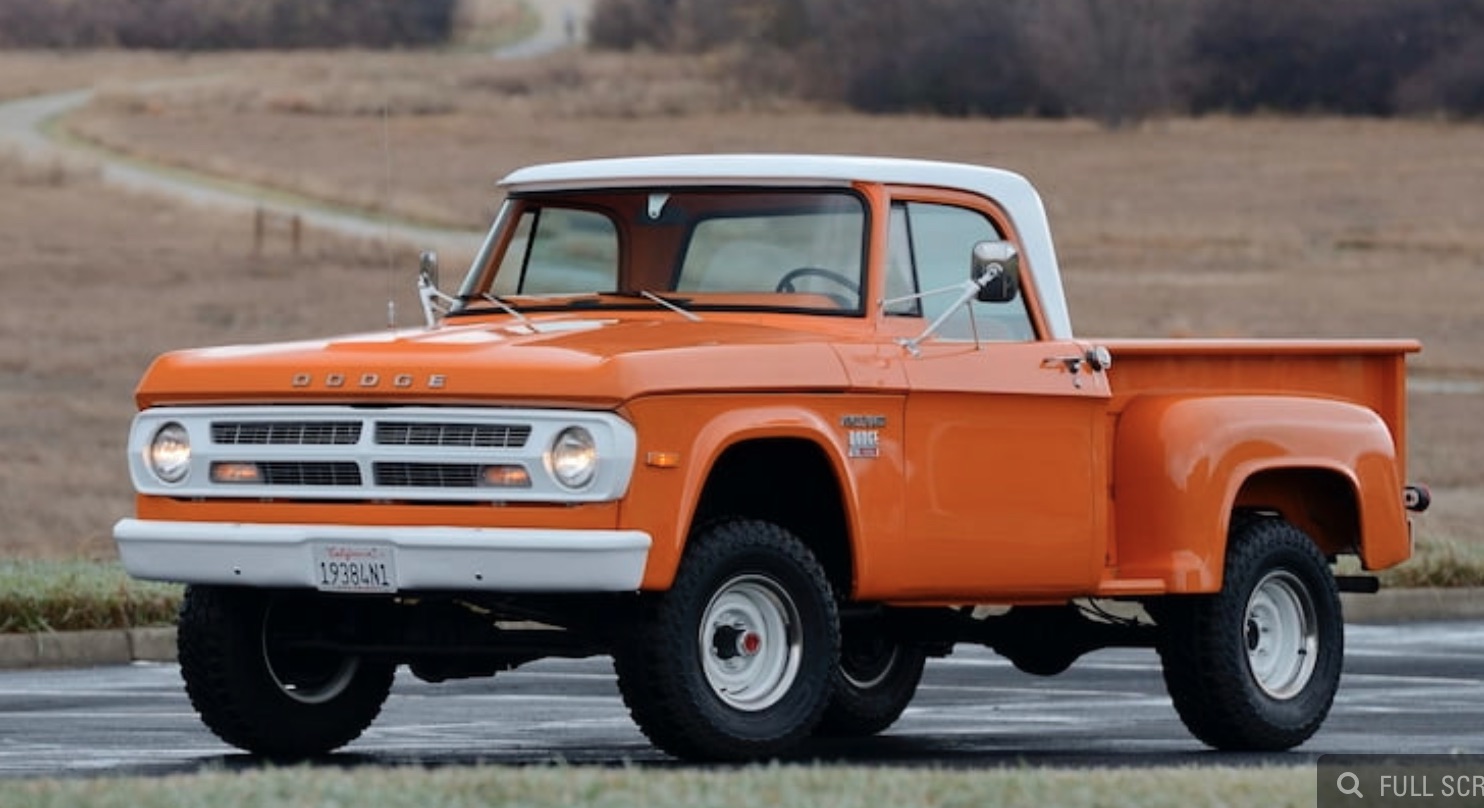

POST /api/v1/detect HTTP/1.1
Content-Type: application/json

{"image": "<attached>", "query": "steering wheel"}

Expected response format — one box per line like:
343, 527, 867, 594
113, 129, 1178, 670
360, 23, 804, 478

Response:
774, 267, 861, 308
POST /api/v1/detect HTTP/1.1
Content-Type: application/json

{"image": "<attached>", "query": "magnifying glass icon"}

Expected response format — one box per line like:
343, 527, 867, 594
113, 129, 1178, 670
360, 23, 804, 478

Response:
1337, 772, 1364, 798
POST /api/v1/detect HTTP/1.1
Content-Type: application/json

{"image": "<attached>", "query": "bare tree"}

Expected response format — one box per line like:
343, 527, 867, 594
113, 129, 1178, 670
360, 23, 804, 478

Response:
1020, 0, 1198, 127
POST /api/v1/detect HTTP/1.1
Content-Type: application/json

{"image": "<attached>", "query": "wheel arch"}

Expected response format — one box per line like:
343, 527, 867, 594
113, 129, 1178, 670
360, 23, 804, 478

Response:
1233, 467, 1360, 558
1114, 394, 1409, 593
688, 436, 856, 599
623, 397, 885, 595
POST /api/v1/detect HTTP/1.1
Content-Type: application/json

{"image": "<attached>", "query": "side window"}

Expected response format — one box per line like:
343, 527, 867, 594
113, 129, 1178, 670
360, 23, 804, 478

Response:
884, 204, 919, 315
887, 201, 1035, 341
493, 207, 618, 295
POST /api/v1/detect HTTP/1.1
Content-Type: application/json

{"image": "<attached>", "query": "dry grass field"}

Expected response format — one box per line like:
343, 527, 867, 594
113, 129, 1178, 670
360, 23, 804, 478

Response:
0, 147, 420, 558
2, 49, 1481, 559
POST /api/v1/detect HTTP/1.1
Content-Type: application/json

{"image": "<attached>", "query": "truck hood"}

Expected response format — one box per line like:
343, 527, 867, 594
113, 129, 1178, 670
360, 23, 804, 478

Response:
135, 317, 852, 408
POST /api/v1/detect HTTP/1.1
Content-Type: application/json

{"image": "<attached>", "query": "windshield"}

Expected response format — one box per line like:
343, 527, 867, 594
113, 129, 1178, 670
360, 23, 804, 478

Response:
454, 188, 868, 316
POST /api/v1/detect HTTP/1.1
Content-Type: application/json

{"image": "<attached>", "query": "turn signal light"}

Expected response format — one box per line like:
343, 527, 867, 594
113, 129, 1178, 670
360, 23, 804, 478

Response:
645, 451, 681, 469
210, 462, 262, 484
481, 465, 532, 488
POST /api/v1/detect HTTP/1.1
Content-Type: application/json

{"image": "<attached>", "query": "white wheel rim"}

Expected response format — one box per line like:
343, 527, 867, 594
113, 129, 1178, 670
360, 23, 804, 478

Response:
699, 574, 803, 712
841, 640, 899, 690
261, 601, 359, 705
1244, 570, 1319, 699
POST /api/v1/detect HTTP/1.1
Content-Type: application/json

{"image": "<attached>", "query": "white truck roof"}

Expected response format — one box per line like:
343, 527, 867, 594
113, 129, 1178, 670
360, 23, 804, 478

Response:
499, 154, 1073, 339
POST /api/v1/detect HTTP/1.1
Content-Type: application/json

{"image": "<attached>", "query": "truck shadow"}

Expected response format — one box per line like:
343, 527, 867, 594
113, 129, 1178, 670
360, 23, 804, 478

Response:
148, 737, 1310, 777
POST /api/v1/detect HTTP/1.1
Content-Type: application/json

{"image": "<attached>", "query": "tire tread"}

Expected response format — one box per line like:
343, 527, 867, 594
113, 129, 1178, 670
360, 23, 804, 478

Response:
613, 519, 839, 761
178, 586, 394, 758
1157, 518, 1343, 750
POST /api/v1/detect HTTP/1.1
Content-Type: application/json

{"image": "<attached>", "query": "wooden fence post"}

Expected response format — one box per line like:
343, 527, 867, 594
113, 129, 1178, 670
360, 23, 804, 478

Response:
252, 208, 303, 257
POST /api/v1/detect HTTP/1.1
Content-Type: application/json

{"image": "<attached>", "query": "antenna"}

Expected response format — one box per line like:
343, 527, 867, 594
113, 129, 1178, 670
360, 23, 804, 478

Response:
381, 98, 397, 329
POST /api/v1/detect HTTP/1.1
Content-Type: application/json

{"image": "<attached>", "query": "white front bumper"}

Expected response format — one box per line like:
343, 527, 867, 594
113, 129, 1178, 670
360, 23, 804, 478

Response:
113, 518, 651, 592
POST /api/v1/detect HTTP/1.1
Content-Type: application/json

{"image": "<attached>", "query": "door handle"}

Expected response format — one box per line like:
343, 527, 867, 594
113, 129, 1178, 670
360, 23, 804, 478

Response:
1042, 346, 1112, 389
1042, 355, 1086, 373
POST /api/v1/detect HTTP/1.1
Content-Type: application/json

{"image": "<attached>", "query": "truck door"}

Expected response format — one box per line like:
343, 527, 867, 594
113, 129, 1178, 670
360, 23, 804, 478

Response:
885, 197, 1111, 599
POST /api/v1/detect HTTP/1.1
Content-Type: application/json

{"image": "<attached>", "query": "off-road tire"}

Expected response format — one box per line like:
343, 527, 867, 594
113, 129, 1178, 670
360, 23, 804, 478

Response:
177, 586, 395, 758
612, 519, 840, 761
1157, 517, 1343, 750
816, 627, 926, 737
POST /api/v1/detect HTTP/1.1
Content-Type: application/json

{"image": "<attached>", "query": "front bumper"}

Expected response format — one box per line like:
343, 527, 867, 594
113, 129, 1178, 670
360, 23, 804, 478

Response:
113, 518, 651, 592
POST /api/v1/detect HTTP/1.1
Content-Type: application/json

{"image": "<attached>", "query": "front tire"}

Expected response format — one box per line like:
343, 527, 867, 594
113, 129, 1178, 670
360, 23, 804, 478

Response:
1157, 517, 1343, 750
177, 586, 395, 758
613, 519, 840, 761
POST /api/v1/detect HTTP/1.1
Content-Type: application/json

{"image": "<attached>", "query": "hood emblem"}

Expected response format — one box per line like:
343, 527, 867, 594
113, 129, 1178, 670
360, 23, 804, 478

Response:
291, 372, 447, 390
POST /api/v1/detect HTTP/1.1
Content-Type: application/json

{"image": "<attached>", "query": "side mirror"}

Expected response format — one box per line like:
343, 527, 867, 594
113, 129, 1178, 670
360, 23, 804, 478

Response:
419, 250, 439, 290
970, 240, 1020, 303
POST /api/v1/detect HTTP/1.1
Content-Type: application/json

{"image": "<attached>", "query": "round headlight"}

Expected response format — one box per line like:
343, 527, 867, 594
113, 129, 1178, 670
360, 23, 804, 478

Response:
549, 426, 597, 489
148, 422, 191, 484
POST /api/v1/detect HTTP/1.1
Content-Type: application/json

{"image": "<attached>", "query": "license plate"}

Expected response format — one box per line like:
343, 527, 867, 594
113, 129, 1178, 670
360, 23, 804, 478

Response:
311, 544, 397, 593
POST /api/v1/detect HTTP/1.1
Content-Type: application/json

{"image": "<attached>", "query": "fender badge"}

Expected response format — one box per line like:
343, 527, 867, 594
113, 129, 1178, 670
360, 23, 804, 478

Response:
847, 430, 880, 459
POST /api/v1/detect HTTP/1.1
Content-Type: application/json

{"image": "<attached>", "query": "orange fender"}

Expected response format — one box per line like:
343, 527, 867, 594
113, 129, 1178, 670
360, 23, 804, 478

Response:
1112, 395, 1408, 593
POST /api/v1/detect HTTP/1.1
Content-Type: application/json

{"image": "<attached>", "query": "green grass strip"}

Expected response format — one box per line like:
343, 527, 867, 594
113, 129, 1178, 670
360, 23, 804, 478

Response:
0, 532, 1476, 637
1380, 535, 1484, 588
2, 763, 1312, 808
0, 559, 180, 634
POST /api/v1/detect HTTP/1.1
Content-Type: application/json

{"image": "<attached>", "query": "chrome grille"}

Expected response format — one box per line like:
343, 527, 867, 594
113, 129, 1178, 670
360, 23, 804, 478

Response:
212, 421, 362, 446
375, 463, 481, 488
255, 462, 363, 487
136, 405, 632, 502
375, 422, 531, 449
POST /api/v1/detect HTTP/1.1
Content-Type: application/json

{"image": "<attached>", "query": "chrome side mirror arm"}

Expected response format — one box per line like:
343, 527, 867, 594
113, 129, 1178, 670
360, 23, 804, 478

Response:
416, 250, 457, 329
884, 264, 1004, 358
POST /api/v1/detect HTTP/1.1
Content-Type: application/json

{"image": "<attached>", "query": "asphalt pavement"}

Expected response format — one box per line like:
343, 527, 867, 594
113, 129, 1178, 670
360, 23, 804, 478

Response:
0, 622, 1479, 778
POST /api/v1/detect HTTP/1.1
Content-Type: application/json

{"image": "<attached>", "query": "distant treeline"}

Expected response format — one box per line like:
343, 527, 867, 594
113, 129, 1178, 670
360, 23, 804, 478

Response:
590, 0, 1484, 123
0, 0, 458, 48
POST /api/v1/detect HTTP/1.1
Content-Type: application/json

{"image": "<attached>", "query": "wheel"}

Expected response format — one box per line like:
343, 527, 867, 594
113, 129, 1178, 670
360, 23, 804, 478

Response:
612, 519, 840, 761
1156, 517, 1343, 750
177, 586, 395, 758
774, 266, 860, 307
816, 622, 926, 737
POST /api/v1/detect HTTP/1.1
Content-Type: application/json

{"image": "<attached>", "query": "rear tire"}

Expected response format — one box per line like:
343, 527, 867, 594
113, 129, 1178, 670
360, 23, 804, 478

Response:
1157, 517, 1342, 750
816, 625, 925, 737
613, 519, 839, 761
178, 586, 395, 758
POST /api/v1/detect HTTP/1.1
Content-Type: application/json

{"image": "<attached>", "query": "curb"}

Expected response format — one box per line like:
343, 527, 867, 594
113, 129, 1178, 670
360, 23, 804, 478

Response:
0, 588, 1479, 671
1342, 586, 1484, 625
0, 627, 176, 670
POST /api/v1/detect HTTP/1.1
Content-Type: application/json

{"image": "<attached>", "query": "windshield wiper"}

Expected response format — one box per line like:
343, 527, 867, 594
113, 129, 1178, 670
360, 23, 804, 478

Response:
601, 290, 702, 322
480, 293, 532, 325
450, 292, 533, 325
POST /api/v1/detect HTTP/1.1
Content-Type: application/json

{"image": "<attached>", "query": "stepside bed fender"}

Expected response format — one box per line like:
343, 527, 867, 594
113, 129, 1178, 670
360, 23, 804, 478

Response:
1111, 394, 1408, 593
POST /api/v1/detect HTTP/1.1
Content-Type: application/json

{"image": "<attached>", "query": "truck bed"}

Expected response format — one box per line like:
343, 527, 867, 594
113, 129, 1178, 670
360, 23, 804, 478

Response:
1095, 338, 1419, 594
1103, 338, 1418, 476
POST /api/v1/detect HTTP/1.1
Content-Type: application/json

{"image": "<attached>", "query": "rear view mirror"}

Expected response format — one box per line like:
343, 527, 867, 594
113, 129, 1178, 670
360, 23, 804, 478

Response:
970, 240, 1020, 303
419, 250, 440, 290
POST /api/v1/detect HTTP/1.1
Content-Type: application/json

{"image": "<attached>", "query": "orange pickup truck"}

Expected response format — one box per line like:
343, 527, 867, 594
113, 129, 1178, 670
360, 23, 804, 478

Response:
115, 155, 1429, 762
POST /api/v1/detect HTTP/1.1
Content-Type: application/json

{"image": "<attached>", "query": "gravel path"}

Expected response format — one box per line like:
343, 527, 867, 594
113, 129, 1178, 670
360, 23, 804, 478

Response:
0, 2, 597, 254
